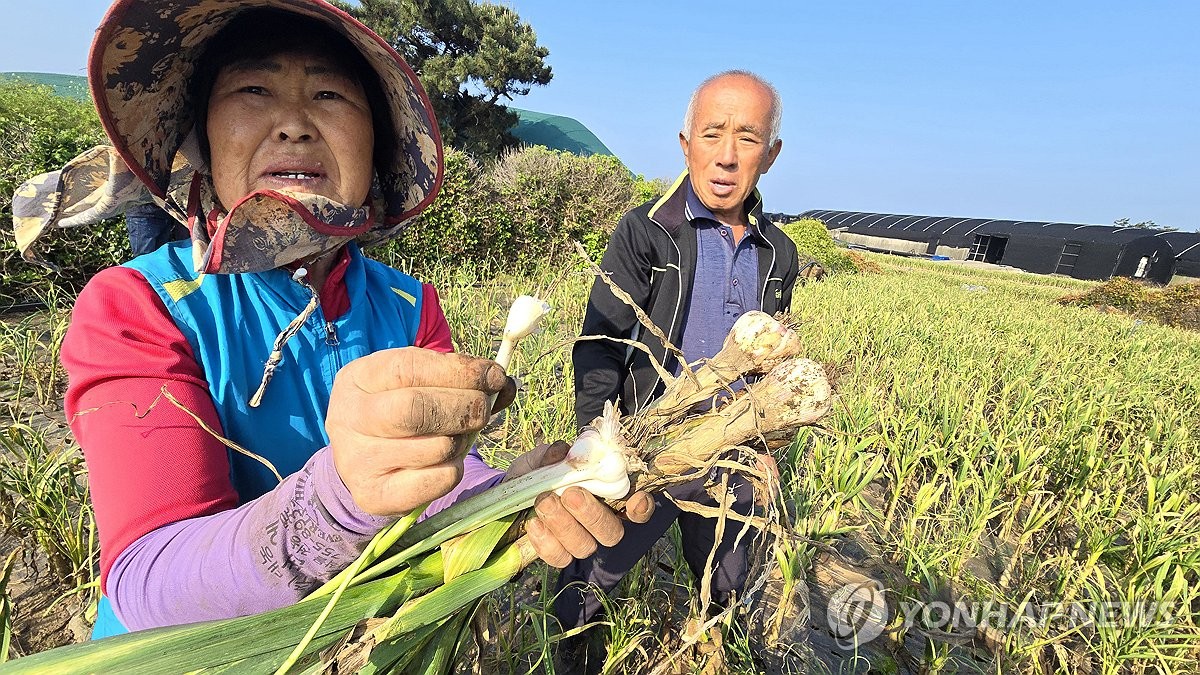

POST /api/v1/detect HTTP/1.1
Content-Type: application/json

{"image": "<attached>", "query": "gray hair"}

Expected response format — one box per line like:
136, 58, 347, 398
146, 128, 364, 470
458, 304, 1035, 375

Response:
682, 70, 783, 146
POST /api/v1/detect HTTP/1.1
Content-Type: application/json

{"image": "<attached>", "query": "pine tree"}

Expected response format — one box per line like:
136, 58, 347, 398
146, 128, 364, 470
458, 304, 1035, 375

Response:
336, 0, 553, 158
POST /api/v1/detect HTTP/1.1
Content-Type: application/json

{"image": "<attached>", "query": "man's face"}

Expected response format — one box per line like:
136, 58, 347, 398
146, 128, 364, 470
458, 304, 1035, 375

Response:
679, 75, 782, 225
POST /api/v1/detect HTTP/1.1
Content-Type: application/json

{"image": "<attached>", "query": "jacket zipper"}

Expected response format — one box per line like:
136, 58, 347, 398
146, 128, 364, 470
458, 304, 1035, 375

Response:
298, 277, 343, 372
758, 234, 778, 309
317, 309, 342, 372
639, 215, 686, 411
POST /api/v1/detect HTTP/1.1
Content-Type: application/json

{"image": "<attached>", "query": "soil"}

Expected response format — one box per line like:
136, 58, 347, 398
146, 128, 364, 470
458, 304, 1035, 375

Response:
1, 532, 91, 658
0, 320, 92, 658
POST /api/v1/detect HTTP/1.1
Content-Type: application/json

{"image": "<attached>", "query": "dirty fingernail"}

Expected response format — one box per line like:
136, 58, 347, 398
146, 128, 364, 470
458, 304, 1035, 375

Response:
485, 364, 506, 388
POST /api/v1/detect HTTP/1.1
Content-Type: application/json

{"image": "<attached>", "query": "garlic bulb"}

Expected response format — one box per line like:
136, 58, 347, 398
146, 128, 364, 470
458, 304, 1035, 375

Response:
495, 295, 552, 370
726, 310, 802, 371
559, 401, 634, 500
504, 295, 552, 341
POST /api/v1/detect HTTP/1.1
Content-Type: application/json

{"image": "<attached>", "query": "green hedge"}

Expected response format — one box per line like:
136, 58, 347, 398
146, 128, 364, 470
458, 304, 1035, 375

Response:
777, 217, 865, 275
1059, 277, 1200, 331
370, 146, 651, 272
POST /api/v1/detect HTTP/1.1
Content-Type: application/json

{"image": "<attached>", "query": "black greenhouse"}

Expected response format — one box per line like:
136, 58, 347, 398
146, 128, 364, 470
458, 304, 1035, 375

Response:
797, 210, 1200, 285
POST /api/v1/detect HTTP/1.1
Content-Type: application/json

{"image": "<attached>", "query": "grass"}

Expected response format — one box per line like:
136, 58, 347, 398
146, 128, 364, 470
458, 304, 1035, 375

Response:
0, 422, 95, 590
1, 550, 17, 663
1, 253, 1197, 673
0, 281, 96, 647
0, 283, 71, 416
775, 256, 1199, 673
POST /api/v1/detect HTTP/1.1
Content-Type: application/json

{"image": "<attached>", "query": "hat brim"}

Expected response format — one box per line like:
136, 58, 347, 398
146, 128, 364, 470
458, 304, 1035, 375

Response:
88, 0, 443, 226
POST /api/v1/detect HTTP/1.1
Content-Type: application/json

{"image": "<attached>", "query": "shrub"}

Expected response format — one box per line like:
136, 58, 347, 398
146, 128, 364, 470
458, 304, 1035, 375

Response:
777, 217, 867, 275
371, 148, 491, 270
0, 79, 127, 304
632, 175, 671, 204
370, 146, 642, 271
1058, 277, 1200, 331
484, 145, 639, 262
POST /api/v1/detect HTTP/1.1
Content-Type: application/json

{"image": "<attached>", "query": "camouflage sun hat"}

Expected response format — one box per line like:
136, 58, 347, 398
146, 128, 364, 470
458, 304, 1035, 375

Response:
13, 0, 446, 275
91, 0, 443, 228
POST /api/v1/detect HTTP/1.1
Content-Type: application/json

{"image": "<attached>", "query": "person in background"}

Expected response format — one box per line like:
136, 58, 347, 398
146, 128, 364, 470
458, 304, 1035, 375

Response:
12, 0, 652, 639
123, 202, 183, 257
557, 69, 800, 669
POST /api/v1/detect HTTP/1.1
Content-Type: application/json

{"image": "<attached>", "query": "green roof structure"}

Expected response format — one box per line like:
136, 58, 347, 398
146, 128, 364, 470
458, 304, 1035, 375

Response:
509, 107, 614, 157
2, 73, 616, 159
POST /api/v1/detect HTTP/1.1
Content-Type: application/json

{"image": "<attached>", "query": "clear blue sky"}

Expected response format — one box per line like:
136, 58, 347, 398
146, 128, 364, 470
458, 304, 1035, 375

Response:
2, 1, 1197, 230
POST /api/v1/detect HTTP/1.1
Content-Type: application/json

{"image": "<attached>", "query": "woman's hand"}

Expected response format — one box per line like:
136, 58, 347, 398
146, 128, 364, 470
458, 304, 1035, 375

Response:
506, 441, 656, 567
326, 347, 513, 516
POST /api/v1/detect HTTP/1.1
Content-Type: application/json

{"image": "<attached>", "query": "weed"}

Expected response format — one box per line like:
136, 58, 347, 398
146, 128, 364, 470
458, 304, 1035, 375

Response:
0, 423, 95, 590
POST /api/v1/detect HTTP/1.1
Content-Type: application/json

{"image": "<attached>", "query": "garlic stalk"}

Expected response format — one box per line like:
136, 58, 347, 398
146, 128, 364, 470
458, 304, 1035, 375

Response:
344, 402, 640, 589
460, 294, 551, 454
640, 311, 803, 431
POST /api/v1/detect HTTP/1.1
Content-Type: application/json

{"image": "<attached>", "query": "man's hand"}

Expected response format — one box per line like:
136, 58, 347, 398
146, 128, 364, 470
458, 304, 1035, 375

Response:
756, 453, 779, 481
326, 348, 513, 516
755, 452, 780, 506
506, 441, 655, 567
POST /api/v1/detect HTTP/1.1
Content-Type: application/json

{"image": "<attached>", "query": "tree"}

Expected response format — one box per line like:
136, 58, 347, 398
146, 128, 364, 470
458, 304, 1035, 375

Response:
335, 0, 552, 158
1113, 217, 1178, 232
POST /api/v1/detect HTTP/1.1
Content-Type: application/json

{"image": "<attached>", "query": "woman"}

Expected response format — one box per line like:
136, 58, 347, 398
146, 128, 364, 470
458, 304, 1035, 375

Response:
13, 0, 651, 638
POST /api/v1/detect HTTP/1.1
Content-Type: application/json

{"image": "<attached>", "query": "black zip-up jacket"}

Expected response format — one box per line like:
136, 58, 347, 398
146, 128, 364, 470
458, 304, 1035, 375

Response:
573, 173, 800, 428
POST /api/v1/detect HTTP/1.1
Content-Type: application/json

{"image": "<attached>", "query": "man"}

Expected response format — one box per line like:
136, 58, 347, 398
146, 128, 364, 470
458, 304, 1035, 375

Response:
557, 70, 801, 662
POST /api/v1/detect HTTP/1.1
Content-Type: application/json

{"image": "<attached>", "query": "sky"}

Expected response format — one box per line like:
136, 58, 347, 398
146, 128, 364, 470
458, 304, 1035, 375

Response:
1, 1, 1197, 230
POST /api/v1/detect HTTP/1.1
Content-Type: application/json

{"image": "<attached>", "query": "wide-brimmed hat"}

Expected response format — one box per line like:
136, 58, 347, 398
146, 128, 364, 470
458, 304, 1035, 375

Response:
90, 0, 443, 229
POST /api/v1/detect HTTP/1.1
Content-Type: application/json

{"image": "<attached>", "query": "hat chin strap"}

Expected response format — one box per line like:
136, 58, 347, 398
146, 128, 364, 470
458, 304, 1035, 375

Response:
184, 173, 371, 276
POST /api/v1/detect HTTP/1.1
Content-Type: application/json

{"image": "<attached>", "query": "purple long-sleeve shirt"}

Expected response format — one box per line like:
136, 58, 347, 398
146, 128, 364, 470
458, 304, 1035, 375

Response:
107, 447, 503, 631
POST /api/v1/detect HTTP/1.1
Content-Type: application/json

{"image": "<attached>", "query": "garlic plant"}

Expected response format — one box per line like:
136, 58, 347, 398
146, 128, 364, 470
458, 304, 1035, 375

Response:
635, 357, 834, 491
639, 311, 803, 434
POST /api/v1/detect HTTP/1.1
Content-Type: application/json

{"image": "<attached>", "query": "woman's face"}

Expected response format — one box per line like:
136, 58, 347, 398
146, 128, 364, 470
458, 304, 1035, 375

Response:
206, 51, 375, 209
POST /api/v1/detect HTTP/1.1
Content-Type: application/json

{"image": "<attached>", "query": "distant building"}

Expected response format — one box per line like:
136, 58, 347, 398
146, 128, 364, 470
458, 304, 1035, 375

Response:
789, 210, 1200, 284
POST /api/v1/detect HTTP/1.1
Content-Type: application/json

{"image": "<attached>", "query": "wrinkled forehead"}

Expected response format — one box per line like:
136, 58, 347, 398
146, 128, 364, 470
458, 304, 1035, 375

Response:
693, 79, 775, 132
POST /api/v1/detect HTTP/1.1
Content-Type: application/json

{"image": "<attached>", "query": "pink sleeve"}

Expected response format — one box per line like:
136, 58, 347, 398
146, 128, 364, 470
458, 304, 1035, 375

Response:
415, 283, 454, 352
62, 266, 239, 591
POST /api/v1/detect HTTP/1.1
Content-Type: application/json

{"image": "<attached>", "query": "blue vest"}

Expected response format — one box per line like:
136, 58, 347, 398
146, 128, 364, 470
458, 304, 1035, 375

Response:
93, 241, 426, 637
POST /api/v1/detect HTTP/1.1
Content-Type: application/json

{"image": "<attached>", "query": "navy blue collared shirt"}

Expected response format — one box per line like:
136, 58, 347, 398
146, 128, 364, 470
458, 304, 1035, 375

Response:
675, 179, 760, 375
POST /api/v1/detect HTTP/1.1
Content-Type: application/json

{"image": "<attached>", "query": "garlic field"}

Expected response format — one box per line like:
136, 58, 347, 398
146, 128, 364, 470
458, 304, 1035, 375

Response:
425, 254, 1199, 673
1, 254, 1197, 674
